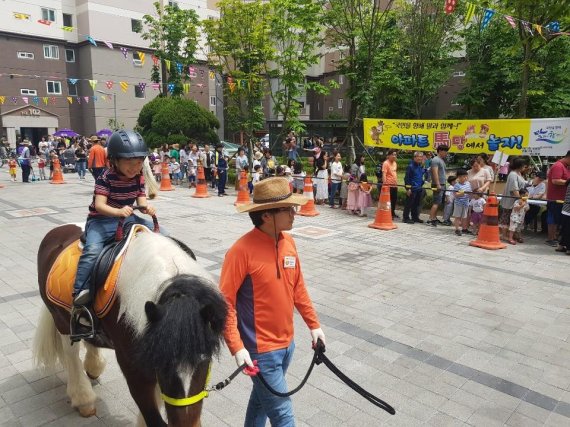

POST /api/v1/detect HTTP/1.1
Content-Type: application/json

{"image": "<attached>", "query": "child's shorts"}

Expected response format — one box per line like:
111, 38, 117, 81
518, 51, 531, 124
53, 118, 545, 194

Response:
471, 211, 483, 225
172, 172, 180, 180
9, 167, 16, 175
452, 204, 469, 219
509, 220, 523, 232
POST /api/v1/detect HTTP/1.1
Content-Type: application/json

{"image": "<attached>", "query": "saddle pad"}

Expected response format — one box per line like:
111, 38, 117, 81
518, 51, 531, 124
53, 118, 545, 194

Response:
46, 224, 148, 318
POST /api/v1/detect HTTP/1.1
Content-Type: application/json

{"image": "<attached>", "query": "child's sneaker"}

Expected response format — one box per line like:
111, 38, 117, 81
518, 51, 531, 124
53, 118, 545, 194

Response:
455, 229, 462, 236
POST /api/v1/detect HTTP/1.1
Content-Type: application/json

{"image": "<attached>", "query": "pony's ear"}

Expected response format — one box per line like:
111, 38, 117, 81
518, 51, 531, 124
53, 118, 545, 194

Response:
145, 301, 164, 323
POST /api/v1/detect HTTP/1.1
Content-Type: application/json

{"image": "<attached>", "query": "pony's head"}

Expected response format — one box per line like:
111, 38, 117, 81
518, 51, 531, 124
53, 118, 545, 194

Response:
138, 274, 227, 426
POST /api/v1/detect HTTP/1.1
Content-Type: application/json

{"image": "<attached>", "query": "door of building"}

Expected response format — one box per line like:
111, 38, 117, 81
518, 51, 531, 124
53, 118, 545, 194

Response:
20, 127, 48, 147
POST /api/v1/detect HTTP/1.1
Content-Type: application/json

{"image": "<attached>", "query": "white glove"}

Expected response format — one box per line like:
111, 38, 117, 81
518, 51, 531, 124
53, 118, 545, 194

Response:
234, 348, 254, 371
310, 328, 326, 346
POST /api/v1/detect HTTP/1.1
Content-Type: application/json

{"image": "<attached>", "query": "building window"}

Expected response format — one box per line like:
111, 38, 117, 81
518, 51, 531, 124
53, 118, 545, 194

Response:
43, 45, 59, 60
131, 19, 142, 33
452, 71, 466, 77
132, 51, 143, 67
17, 51, 34, 59
63, 13, 73, 27
20, 89, 37, 96
65, 49, 75, 62
46, 80, 62, 95
68, 82, 77, 96
41, 8, 56, 22
134, 85, 145, 99
339, 75, 344, 85
210, 96, 216, 106
168, 1, 179, 8
338, 98, 344, 109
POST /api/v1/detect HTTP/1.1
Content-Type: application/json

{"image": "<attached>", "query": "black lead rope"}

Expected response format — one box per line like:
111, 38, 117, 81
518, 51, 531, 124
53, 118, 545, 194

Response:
256, 339, 396, 415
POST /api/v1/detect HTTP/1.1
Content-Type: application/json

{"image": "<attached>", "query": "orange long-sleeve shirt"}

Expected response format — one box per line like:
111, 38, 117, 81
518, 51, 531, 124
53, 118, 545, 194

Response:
219, 227, 320, 355
88, 144, 107, 169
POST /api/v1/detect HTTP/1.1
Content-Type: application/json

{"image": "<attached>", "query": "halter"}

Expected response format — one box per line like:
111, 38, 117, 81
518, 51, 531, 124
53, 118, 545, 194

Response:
159, 363, 212, 407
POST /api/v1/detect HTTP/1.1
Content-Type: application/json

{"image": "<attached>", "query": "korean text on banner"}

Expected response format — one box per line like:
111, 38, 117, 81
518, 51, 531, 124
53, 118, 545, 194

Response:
523, 118, 570, 157
363, 118, 531, 155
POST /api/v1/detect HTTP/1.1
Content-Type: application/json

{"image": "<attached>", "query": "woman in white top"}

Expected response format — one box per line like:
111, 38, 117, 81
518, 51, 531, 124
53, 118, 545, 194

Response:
468, 157, 492, 194
235, 147, 249, 189
329, 153, 343, 208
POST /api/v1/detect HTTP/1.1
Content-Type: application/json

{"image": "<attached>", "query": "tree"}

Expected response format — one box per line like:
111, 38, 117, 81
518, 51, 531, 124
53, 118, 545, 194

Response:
137, 97, 220, 147
142, 2, 200, 97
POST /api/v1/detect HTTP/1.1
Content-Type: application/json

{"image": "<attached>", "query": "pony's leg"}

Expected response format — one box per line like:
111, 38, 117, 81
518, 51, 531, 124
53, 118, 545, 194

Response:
83, 341, 106, 380
136, 386, 163, 427
59, 337, 97, 417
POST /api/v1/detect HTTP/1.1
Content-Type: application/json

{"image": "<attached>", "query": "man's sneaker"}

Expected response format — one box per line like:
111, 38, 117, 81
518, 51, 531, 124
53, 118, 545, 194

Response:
545, 239, 559, 247
403, 219, 414, 224
462, 229, 473, 235
427, 219, 437, 227
435, 219, 443, 224
442, 220, 452, 226
73, 289, 91, 306
414, 219, 425, 224
455, 229, 462, 236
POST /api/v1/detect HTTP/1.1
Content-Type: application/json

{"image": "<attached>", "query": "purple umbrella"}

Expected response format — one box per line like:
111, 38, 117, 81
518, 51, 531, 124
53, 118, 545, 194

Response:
53, 128, 79, 138
96, 128, 114, 138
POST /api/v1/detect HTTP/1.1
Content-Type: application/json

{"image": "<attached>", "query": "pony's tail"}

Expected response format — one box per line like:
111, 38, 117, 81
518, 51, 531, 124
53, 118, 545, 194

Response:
32, 306, 64, 370
143, 157, 159, 199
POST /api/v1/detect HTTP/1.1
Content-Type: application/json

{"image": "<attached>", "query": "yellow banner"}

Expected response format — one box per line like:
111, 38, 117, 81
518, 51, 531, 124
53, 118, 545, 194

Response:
363, 118, 531, 155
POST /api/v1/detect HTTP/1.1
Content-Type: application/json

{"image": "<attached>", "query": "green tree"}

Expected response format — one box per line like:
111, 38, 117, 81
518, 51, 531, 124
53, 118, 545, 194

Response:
137, 97, 220, 147
142, 2, 200, 97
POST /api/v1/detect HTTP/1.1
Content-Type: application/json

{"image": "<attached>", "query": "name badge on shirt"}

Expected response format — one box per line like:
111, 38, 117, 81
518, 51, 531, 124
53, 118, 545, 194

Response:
283, 256, 296, 269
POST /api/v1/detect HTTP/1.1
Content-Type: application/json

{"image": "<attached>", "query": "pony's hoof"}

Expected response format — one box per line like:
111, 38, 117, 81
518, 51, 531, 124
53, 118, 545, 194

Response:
86, 372, 99, 380
78, 404, 96, 417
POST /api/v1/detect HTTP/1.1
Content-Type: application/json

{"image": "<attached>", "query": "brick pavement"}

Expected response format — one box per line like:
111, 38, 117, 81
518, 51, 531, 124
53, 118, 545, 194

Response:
0, 170, 569, 426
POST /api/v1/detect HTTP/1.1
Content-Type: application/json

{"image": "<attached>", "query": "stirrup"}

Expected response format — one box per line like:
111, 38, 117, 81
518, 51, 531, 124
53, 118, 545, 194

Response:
70, 306, 95, 343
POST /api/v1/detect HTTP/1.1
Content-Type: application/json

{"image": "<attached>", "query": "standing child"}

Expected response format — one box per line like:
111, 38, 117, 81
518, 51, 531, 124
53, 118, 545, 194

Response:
187, 157, 196, 188
508, 188, 530, 245
8, 158, 17, 182
37, 155, 46, 180
347, 174, 359, 214
153, 159, 162, 182
452, 169, 472, 236
169, 156, 181, 185
340, 165, 350, 209
469, 192, 486, 236
443, 175, 456, 225
357, 173, 373, 217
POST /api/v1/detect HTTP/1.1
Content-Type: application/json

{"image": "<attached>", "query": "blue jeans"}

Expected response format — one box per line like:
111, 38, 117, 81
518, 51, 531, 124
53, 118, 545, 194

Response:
73, 215, 161, 294
246, 342, 295, 427
76, 161, 86, 178
329, 181, 341, 207
217, 171, 227, 195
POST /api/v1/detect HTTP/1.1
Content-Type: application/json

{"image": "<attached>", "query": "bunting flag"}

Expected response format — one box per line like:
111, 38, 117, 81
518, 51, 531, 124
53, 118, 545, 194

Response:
240, 79, 247, 88
196, 83, 204, 88
227, 76, 234, 84
209, 71, 215, 80
88, 80, 97, 91
120, 81, 129, 92
100, 95, 106, 101
176, 62, 183, 73
138, 82, 147, 93
68, 78, 78, 85
137, 51, 146, 65
522, 21, 533, 35
50, 97, 57, 105
167, 83, 175, 93
93, 96, 97, 102
505, 15, 517, 28
86, 36, 97, 46
444, 0, 457, 15
11, 97, 18, 104
67, 96, 73, 104
464, 3, 476, 25
152, 55, 159, 66
84, 96, 90, 103
38, 19, 52, 26
32, 96, 40, 105
165, 59, 171, 71
534, 24, 543, 37
22, 97, 28, 104
189, 66, 196, 78
546, 21, 560, 32
43, 97, 49, 105
151, 83, 160, 90
106, 81, 114, 89
481, 9, 495, 29
103, 41, 114, 49
76, 96, 81, 104
228, 82, 236, 93
61, 26, 74, 32
183, 83, 190, 94
0, 96, 5, 105
120, 47, 128, 59
13, 12, 30, 20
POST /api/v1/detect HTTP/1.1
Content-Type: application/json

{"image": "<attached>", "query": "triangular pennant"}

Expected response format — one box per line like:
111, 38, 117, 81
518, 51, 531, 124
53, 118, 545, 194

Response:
228, 82, 236, 93
103, 40, 114, 49
93, 96, 98, 102
13, 12, 30, 20
196, 83, 204, 88
106, 81, 114, 89
120, 81, 129, 92
522, 21, 533, 35
84, 96, 90, 103
22, 97, 28, 104
152, 55, 159, 66
209, 71, 215, 80
183, 83, 190, 94
504, 15, 517, 28
0, 96, 5, 105
88, 80, 98, 91
151, 83, 160, 90
43, 97, 49, 105
165, 59, 171, 71
546, 21, 560, 33
86, 36, 97, 46
444, 0, 457, 15
50, 97, 57, 105
38, 19, 52, 26
32, 96, 40, 105
11, 97, 18, 104
189, 66, 196, 78
481, 9, 495, 30
76, 96, 81, 104
61, 26, 74, 32
176, 62, 183, 73
67, 96, 73, 104
101, 95, 106, 101
139, 82, 147, 93
464, 3, 476, 25
68, 78, 78, 85
137, 52, 146, 65
120, 47, 128, 59
534, 24, 543, 37
167, 83, 175, 93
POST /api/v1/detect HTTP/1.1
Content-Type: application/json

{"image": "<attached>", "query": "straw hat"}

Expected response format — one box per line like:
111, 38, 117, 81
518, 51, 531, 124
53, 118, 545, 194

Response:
236, 177, 308, 213
254, 151, 263, 161
89, 135, 100, 142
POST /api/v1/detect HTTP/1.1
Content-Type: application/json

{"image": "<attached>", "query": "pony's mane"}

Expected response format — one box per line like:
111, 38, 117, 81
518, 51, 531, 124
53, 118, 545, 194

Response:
116, 232, 214, 336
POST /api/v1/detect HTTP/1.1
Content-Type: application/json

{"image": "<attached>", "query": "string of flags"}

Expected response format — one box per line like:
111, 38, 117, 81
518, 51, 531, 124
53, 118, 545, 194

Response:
445, 0, 568, 37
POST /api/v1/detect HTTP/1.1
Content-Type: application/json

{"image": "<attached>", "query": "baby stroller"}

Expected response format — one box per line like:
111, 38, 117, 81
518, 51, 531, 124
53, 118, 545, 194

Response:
62, 149, 76, 173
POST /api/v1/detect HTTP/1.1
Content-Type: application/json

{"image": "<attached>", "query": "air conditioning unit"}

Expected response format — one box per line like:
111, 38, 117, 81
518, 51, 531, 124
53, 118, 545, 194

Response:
133, 59, 143, 67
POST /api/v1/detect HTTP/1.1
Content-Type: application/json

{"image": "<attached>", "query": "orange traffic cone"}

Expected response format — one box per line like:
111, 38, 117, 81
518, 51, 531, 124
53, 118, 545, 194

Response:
234, 170, 250, 206
469, 193, 506, 250
50, 158, 65, 184
160, 162, 174, 191
192, 164, 210, 198
368, 185, 397, 230
297, 176, 319, 217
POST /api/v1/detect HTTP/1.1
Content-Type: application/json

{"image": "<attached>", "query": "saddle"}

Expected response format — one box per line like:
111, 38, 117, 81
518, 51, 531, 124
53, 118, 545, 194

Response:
46, 224, 150, 318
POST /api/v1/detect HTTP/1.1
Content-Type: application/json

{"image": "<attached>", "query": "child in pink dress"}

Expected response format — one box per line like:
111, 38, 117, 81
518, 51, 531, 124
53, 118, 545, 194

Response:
357, 174, 373, 217
346, 174, 359, 214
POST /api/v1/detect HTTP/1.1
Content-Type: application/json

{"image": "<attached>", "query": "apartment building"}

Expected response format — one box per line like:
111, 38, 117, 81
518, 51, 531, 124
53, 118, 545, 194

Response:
0, 0, 221, 146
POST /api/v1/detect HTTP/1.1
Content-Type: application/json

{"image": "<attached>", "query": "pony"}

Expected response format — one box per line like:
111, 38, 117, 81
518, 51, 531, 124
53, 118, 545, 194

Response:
33, 225, 227, 427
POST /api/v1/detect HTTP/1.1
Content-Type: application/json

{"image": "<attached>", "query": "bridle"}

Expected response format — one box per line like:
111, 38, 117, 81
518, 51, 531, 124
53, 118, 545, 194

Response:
159, 363, 212, 407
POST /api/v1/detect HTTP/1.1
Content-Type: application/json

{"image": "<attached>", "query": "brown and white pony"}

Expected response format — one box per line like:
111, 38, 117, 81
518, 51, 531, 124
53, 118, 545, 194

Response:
33, 226, 227, 427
